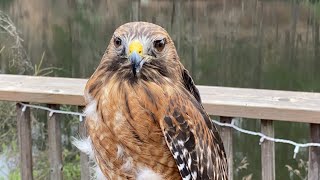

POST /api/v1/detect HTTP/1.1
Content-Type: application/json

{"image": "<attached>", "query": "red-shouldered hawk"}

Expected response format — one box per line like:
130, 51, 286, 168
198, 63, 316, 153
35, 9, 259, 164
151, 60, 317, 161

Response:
73, 22, 228, 180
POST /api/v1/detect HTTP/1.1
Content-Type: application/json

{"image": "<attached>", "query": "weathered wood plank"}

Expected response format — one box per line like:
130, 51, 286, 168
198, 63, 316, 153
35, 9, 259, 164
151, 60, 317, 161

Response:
199, 85, 320, 123
261, 120, 275, 180
47, 104, 63, 180
220, 116, 233, 180
16, 103, 33, 180
0, 75, 86, 105
1, 75, 320, 123
308, 124, 320, 180
79, 106, 90, 180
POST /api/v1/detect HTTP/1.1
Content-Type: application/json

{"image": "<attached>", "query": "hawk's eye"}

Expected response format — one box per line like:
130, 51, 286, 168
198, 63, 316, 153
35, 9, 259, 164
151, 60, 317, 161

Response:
154, 39, 166, 52
114, 37, 122, 48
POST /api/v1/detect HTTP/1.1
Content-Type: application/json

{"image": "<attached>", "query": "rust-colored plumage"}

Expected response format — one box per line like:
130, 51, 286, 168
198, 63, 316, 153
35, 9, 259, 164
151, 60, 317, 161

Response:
82, 22, 228, 180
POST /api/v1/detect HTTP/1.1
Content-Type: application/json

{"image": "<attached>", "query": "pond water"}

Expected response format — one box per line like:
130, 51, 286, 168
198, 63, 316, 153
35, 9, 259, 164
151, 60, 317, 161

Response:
1, 0, 320, 179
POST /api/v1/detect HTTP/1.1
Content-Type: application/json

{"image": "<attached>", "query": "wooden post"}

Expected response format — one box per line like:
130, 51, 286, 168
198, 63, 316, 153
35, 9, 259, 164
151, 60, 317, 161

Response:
220, 116, 233, 180
79, 106, 90, 180
308, 124, 320, 180
47, 104, 63, 180
261, 120, 275, 180
16, 103, 33, 180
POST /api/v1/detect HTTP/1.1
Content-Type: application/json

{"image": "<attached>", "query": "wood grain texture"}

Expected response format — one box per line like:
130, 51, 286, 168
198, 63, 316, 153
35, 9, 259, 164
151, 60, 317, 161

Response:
308, 124, 320, 180
220, 116, 233, 180
47, 104, 63, 180
16, 103, 33, 180
199, 86, 320, 123
1, 75, 320, 123
0, 74, 86, 105
261, 120, 275, 180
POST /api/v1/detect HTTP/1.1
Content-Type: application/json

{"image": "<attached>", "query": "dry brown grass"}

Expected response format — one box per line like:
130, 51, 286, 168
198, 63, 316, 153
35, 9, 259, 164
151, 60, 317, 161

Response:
0, 10, 33, 74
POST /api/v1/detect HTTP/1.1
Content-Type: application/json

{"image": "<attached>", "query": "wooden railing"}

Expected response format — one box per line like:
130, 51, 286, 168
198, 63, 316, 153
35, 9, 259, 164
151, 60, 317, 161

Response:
0, 74, 319, 180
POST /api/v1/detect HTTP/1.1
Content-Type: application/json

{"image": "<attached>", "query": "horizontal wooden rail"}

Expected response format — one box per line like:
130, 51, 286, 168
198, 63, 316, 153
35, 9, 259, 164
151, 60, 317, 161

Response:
0, 74, 319, 123
0, 74, 319, 180
0, 75, 86, 105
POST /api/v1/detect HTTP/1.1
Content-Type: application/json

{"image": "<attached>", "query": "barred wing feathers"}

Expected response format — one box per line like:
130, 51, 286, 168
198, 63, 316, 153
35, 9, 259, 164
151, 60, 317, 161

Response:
160, 89, 228, 180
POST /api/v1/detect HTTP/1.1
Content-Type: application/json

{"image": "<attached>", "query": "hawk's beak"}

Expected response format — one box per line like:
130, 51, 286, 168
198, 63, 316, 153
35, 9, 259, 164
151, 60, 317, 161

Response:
129, 40, 144, 76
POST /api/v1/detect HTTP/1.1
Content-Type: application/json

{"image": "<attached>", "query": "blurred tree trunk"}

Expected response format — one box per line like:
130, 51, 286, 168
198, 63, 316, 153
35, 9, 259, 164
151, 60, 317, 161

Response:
0, 46, 6, 74
132, 0, 141, 21
170, 0, 175, 32
172, 0, 181, 52
67, 0, 77, 78
306, 7, 311, 46
176, 0, 181, 52
314, 21, 319, 78
290, 0, 298, 69
191, 0, 198, 76
255, 1, 264, 88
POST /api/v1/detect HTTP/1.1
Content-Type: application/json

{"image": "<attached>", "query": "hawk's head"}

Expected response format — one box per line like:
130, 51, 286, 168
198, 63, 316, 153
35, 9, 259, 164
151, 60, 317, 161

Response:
98, 22, 182, 83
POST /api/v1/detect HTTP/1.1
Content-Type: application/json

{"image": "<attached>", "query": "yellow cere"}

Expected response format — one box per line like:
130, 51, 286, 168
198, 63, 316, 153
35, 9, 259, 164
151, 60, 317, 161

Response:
129, 40, 143, 55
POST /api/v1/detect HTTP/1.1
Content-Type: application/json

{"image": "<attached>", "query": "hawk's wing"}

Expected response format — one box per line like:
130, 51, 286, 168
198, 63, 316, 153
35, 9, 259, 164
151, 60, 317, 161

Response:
182, 69, 201, 103
159, 88, 228, 180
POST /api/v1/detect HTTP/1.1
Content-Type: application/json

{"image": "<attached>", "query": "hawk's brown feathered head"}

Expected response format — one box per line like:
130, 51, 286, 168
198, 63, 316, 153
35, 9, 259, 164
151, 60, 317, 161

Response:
95, 22, 183, 84
87, 22, 201, 103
